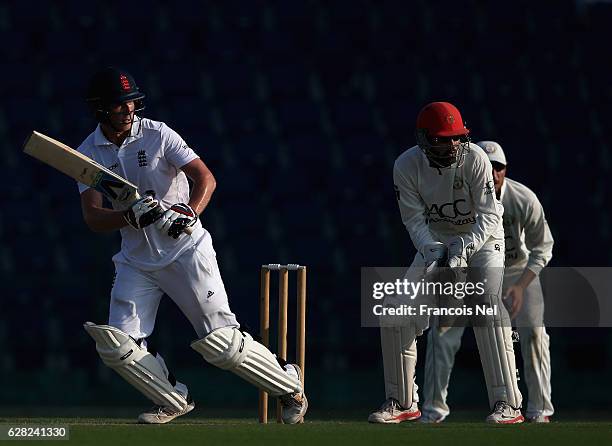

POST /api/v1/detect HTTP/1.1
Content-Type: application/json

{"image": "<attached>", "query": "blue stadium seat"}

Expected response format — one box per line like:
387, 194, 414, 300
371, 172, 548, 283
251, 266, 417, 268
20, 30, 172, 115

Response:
275, 100, 322, 136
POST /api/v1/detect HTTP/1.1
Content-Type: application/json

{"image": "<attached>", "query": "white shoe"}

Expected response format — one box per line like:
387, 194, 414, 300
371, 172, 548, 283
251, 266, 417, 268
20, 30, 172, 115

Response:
368, 398, 421, 424
527, 414, 551, 423
279, 364, 308, 424
138, 396, 195, 424
485, 401, 524, 424
419, 411, 446, 423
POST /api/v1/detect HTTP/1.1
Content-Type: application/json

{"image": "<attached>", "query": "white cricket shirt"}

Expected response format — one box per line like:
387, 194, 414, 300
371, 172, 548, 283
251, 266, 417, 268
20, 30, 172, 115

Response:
76, 117, 205, 271
393, 143, 504, 253
500, 178, 554, 275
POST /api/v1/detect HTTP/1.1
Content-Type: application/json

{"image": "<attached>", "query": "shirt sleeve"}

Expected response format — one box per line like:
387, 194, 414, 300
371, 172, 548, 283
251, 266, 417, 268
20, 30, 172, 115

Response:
161, 123, 200, 169
523, 195, 554, 275
465, 153, 503, 252
393, 161, 437, 253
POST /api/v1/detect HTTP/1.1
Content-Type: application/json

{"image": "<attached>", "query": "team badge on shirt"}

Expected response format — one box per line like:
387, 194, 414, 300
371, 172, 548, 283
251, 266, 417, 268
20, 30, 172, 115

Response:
137, 150, 148, 167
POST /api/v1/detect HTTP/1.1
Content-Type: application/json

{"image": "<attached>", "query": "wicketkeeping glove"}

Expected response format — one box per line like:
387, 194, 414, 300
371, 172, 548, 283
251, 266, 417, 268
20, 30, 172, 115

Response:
421, 242, 447, 277
446, 235, 474, 268
444, 236, 474, 299
156, 203, 198, 239
123, 195, 164, 230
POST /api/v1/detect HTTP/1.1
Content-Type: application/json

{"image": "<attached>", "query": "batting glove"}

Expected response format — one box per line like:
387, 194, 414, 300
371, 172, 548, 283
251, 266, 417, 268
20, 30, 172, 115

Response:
156, 203, 198, 238
123, 195, 164, 230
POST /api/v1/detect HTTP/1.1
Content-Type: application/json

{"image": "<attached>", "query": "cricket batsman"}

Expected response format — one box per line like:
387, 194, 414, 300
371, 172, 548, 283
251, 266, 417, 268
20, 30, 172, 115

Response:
421, 141, 554, 423
77, 67, 307, 424
369, 102, 523, 424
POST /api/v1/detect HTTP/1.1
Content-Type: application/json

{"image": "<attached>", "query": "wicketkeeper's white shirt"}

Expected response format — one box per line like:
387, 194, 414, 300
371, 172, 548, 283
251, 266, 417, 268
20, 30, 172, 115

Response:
76, 117, 206, 271
500, 177, 554, 275
393, 143, 504, 253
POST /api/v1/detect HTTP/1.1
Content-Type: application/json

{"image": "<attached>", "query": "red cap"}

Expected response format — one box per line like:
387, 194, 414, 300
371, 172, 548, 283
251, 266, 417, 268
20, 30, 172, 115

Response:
416, 102, 469, 137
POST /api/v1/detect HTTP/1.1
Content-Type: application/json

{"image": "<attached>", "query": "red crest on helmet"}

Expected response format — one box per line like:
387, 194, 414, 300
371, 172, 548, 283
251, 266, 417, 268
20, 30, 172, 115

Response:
119, 74, 131, 92
416, 102, 469, 137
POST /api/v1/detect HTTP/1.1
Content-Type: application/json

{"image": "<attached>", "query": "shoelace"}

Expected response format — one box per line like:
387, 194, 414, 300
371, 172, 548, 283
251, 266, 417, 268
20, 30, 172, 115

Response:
382, 399, 401, 413
280, 393, 302, 408
145, 405, 176, 416
493, 402, 508, 415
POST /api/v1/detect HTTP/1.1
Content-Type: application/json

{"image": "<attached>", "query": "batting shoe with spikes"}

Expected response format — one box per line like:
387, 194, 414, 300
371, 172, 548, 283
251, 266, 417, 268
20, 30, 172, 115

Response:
138, 395, 195, 424
527, 414, 551, 423
486, 401, 525, 424
279, 364, 308, 424
368, 398, 421, 424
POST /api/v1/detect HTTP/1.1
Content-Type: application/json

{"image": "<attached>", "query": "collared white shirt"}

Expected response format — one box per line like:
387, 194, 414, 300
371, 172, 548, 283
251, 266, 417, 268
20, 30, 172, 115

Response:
500, 177, 554, 275
393, 143, 504, 253
76, 117, 205, 271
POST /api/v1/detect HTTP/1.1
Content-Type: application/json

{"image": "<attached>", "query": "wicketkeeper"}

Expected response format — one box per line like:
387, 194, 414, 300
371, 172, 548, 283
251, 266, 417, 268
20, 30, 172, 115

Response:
369, 102, 523, 424
421, 141, 554, 423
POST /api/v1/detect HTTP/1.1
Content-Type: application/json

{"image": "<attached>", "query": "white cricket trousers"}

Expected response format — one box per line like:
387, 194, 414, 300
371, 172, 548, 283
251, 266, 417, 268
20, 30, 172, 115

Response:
380, 241, 522, 410
109, 232, 239, 340
423, 268, 553, 418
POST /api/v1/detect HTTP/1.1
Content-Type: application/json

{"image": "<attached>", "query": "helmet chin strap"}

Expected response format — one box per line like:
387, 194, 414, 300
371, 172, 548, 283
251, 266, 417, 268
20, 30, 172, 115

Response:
100, 109, 137, 133
99, 113, 142, 146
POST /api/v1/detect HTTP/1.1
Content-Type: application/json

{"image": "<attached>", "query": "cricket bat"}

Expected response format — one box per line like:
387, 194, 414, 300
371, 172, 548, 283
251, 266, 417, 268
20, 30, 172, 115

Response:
23, 131, 193, 234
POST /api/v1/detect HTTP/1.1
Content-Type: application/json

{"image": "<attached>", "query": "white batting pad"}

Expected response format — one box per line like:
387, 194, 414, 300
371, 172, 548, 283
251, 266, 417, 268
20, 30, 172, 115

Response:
190, 326, 301, 397
473, 313, 522, 409
380, 326, 418, 409
83, 322, 188, 412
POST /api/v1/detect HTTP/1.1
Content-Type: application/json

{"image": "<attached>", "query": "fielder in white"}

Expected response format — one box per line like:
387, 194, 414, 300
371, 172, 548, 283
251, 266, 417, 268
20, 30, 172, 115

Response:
421, 141, 554, 423
77, 67, 307, 424
369, 102, 524, 424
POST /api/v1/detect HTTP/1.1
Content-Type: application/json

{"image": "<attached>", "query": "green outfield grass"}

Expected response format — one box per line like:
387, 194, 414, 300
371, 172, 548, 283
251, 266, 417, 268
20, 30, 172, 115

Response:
1, 410, 611, 446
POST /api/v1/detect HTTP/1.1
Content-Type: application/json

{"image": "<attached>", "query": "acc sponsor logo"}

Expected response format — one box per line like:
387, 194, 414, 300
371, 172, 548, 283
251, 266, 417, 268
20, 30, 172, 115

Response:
484, 180, 495, 195
108, 162, 119, 171
453, 176, 464, 190
423, 199, 475, 225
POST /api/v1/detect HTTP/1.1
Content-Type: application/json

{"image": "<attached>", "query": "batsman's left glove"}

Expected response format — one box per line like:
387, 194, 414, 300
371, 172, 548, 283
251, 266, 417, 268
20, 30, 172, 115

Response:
124, 194, 164, 230
156, 203, 198, 238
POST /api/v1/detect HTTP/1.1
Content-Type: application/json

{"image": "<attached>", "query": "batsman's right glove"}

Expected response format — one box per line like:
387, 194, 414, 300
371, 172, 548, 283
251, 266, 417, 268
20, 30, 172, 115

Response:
156, 203, 198, 239
123, 195, 164, 229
